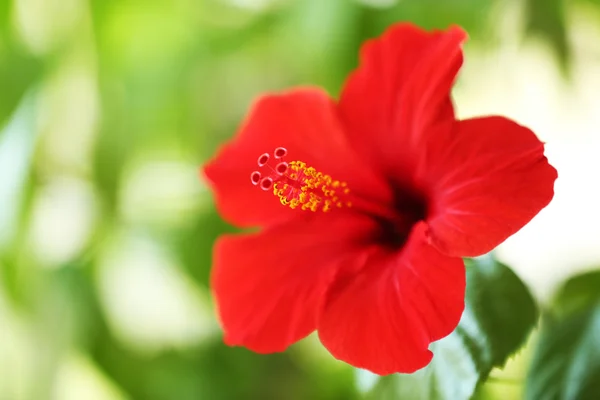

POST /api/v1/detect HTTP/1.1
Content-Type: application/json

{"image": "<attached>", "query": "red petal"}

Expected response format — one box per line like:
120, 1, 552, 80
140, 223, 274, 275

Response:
317, 222, 465, 375
203, 88, 392, 228
339, 23, 466, 178
423, 117, 558, 257
212, 213, 378, 353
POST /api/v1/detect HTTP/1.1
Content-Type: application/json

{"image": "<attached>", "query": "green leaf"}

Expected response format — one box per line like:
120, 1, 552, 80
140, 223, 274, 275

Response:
463, 256, 538, 370
0, 21, 43, 131
362, 256, 538, 400
355, 0, 496, 47
550, 269, 600, 317
526, 270, 600, 400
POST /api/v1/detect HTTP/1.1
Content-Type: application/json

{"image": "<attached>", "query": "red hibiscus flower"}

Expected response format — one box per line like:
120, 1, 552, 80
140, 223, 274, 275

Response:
202, 23, 557, 375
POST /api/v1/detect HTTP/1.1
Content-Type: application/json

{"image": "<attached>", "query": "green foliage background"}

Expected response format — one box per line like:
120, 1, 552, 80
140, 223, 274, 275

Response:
1, 0, 599, 399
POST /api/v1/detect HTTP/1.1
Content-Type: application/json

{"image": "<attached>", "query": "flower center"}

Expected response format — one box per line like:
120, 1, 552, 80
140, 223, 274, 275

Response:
250, 147, 352, 212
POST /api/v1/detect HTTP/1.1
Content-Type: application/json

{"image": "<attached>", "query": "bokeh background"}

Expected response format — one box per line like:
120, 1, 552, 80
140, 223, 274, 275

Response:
1, 0, 600, 399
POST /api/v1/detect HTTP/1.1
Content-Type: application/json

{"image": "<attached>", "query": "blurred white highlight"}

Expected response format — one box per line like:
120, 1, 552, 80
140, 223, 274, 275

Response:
97, 233, 216, 353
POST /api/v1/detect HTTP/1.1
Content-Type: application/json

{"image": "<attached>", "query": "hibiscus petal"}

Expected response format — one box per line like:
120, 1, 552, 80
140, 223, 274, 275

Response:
317, 222, 465, 375
424, 116, 558, 257
339, 23, 467, 177
203, 88, 391, 228
212, 213, 378, 353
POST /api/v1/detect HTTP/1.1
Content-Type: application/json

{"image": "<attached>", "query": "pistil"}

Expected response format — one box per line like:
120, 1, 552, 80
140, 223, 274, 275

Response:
250, 147, 351, 212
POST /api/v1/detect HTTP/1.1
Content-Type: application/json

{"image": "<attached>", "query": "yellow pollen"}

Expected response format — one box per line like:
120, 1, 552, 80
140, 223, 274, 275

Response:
272, 161, 352, 212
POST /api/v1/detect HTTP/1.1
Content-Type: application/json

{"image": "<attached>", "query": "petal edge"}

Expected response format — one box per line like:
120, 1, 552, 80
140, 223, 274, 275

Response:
424, 116, 558, 257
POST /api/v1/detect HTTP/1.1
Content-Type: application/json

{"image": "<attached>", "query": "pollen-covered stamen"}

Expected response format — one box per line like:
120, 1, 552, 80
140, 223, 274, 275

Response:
273, 161, 352, 212
248, 146, 352, 213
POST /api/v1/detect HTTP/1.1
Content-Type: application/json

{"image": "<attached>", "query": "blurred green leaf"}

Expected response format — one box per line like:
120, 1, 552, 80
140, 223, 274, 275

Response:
174, 205, 238, 288
363, 256, 538, 400
355, 0, 495, 45
0, 0, 9, 28
0, 43, 42, 131
0, 94, 41, 305
0, 0, 42, 131
526, 270, 600, 400
550, 269, 600, 317
525, 0, 570, 72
